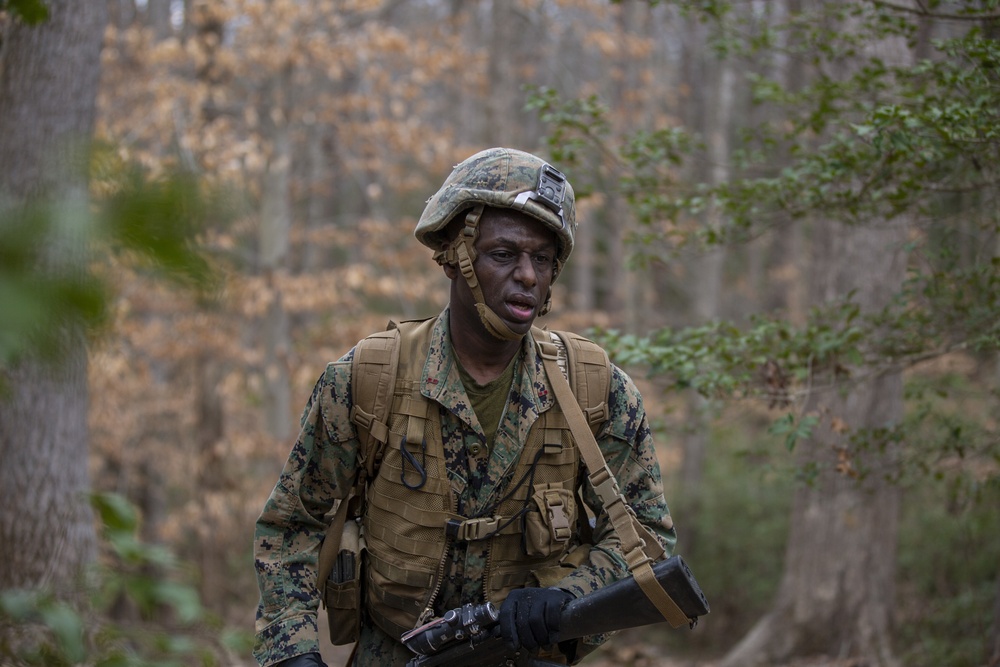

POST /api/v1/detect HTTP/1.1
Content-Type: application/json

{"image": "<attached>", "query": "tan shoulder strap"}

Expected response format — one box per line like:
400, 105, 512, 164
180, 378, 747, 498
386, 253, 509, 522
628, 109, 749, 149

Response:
350, 324, 402, 481
317, 494, 354, 600
533, 328, 690, 629
318, 323, 402, 600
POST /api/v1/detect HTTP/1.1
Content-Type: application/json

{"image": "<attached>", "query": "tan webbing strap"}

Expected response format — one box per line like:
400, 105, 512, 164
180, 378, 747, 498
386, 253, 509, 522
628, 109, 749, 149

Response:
560, 332, 611, 429
350, 327, 401, 480
398, 391, 429, 447
317, 494, 354, 604
535, 330, 690, 629
322, 324, 401, 594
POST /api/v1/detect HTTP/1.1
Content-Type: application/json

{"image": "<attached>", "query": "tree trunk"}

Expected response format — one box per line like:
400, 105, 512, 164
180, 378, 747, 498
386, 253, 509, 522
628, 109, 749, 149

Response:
572, 206, 596, 312
606, 0, 649, 332
0, 0, 107, 592
301, 122, 329, 273
194, 353, 228, 615
146, 0, 173, 40
720, 6, 913, 662
763, 0, 807, 323
721, 218, 908, 667
108, 0, 137, 31
678, 11, 736, 553
991, 565, 1000, 667
484, 0, 520, 147
259, 120, 293, 440
993, 236, 1000, 667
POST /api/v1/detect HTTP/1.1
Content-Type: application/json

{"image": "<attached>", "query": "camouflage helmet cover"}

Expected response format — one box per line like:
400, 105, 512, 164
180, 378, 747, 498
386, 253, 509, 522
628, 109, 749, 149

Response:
415, 147, 577, 264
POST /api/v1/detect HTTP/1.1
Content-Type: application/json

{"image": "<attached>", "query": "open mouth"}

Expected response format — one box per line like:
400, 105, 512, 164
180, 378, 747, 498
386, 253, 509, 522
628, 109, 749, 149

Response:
505, 296, 536, 322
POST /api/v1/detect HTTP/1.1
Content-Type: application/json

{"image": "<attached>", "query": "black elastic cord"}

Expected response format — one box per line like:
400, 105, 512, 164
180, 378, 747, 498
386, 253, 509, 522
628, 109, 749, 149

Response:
400, 437, 428, 490
466, 448, 548, 544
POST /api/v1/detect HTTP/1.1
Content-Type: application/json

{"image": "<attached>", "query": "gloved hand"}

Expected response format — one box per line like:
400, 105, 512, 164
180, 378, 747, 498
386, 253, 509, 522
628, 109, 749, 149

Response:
276, 653, 327, 667
499, 587, 574, 651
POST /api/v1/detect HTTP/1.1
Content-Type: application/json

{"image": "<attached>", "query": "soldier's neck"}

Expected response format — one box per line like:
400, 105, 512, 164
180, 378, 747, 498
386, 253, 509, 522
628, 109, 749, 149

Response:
449, 326, 523, 385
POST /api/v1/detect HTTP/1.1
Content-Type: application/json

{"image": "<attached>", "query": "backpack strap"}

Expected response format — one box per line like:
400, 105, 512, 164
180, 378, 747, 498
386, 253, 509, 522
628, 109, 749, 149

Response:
546, 330, 610, 433
316, 491, 355, 606
350, 324, 402, 482
545, 330, 609, 545
318, 323, 402, 610
533, 328, 690, 629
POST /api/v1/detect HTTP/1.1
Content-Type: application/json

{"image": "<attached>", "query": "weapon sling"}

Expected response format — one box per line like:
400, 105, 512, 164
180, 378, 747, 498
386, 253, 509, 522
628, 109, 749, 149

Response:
536, 331, 691, 629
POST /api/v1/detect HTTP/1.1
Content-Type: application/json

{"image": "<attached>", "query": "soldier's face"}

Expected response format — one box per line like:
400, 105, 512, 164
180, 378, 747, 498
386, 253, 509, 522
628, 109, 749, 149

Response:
447, 208, 558, 338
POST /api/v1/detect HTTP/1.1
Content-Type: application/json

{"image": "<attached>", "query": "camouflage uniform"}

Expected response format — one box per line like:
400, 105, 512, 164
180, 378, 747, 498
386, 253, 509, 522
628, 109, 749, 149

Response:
253, 310, 677, 666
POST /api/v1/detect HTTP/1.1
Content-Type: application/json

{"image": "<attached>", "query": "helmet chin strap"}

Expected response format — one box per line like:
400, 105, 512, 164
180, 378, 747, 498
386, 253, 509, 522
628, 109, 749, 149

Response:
476, 303, 522, 341
436, 205, 523, 342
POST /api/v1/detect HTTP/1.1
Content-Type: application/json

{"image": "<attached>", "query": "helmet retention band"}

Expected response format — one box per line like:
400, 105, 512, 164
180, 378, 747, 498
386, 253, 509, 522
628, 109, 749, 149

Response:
453, 205, 521, 342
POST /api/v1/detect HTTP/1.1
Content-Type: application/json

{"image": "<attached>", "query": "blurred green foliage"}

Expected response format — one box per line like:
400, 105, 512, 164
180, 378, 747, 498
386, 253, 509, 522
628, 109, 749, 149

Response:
673, 422, 795, 650
531, 0, 1000, 513
1, 0, 49, 24
0, 145, 232, 382
535, 2, 1000, 663
0, 492, 254, 666
896, 473, 1000, 667
642, 403, 999, 665
0, 198, 107, 367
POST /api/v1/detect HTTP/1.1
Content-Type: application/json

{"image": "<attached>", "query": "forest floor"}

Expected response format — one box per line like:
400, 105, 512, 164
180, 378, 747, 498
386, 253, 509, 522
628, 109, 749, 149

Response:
580, 644, 862, 667
317, 628, 862, 667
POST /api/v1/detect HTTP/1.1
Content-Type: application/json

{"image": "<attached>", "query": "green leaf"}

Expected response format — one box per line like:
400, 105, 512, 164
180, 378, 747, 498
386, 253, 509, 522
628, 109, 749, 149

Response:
92, 492, 140, 534
4, 0, 50, 24
40, 602, 86, 663
769, 413, 819, 451
0, 588, 41, 620
153, 582, 203, 624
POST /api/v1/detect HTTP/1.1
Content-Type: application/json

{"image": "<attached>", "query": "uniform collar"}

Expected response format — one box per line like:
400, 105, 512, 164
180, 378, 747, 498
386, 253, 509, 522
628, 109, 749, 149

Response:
420, 308, 555, 414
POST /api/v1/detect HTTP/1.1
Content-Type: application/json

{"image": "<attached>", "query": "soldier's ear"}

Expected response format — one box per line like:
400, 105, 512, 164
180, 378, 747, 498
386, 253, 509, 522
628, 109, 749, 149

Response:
434, 216, 466, 280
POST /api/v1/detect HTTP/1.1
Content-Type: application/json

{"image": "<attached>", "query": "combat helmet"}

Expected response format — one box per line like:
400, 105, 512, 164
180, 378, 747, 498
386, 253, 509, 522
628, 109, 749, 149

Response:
415, 147, 577, 340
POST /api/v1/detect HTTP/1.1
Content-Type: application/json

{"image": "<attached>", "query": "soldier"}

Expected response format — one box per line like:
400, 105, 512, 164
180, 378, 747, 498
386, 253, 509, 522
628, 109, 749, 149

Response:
253, 147, 677, 667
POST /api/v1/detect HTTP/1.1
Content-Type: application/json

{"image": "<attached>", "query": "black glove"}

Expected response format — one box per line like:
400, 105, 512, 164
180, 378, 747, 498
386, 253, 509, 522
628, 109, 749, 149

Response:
499, 587, 574, 651
276, 653, 327, 667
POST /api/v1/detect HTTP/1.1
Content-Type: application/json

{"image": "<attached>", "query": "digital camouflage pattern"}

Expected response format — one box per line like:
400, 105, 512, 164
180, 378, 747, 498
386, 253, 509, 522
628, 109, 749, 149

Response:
414, 147, 577, 265
253, 311, 677, 666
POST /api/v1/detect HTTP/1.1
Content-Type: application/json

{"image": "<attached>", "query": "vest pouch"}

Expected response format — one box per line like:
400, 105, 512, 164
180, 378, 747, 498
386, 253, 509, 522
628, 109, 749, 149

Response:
323, 519, 363, 646
524, 484, 576, 558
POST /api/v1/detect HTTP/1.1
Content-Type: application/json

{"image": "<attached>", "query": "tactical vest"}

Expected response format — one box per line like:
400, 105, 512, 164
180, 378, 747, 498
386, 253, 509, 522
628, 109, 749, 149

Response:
348, 317, 612, 641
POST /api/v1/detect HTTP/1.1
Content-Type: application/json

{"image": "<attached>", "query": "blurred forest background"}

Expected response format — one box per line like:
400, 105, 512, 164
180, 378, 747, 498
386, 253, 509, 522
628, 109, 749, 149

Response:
1, 1, 999, 666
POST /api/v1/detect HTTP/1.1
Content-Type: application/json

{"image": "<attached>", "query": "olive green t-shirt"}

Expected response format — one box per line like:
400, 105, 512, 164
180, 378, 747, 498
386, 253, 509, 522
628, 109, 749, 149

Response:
456, 354, 518, 450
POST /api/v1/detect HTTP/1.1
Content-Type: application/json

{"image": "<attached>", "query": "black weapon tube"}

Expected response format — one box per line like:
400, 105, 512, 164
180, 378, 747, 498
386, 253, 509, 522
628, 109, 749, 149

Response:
555, 555, 710, 641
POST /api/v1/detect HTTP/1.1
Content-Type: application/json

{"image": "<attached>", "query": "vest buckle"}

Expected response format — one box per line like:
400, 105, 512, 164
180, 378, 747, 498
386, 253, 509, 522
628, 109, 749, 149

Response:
445, 516, 501, 542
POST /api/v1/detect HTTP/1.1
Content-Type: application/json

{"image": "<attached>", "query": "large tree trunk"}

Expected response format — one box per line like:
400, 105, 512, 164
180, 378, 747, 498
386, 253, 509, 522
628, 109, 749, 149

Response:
606, 0, 650, 331
758, 0, 807, 323
193, 353, 228, 615
993, 236, 1000, 667
259, 119, 293, 440
146, 0, 173, 40
720, 5, 913, 663
679, 33, 736, 554
484, 0, 521, 147
722, 217, 907, 667
0, 1, 107, 592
